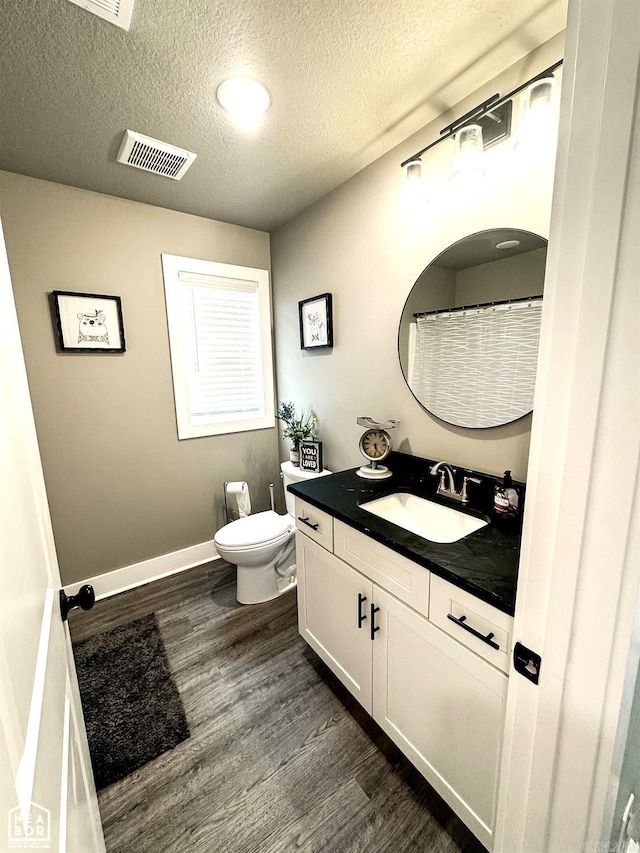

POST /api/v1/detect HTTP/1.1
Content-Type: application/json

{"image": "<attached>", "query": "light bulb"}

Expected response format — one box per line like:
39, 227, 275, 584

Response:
216, 77, 270, 127
450, 124, 485, 188
521, 78, 558, 135
404, 158, 423, 183
402, 157, 429, 207
517, 77, 559, 162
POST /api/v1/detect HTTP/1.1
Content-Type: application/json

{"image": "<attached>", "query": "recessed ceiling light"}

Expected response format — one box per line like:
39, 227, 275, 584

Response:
216, 78, 270, 125
496, 240, 521, 250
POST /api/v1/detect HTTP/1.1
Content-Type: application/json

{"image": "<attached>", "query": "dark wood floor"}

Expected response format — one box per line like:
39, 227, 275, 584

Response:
70, 561, 487, 853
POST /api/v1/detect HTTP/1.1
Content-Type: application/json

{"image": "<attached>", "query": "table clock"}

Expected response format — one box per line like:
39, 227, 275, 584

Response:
356, 416, 399, 479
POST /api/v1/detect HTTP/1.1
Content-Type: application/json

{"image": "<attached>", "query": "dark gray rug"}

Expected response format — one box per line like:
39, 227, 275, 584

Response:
73, 613, 190, 790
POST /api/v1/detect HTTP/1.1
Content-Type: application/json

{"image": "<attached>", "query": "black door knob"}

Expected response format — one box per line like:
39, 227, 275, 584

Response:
60, 584, 95, 622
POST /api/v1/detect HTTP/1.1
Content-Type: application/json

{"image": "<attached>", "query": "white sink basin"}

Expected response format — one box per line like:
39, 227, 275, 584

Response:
360, 492, 488, 543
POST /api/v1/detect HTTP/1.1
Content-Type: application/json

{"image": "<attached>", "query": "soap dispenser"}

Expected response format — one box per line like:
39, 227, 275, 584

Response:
494, 470, 519, 519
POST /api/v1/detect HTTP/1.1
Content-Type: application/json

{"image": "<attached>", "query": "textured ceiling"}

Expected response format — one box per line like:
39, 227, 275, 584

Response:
0, 0, 567, 232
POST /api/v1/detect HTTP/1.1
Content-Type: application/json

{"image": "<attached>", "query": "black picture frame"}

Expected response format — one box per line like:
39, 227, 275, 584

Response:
300, 440, 324, 473
299, 293, 333, 350
51, 290, 126, 353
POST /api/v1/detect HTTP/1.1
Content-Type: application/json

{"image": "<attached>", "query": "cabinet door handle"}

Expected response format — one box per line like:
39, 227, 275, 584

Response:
357, 593, 367, 628
447, 613, 500, 650
370, 603, 381, 641
297, 516, 319, 531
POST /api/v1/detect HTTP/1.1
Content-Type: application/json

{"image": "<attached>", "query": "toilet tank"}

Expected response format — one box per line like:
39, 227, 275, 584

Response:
280, 461, 331, 516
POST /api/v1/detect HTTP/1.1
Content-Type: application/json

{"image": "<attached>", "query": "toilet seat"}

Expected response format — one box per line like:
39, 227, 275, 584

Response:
214, 510, 294, 553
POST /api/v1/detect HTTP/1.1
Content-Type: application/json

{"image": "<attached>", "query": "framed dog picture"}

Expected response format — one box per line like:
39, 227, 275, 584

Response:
299, 293, 333, 350
51, 290, 126, 353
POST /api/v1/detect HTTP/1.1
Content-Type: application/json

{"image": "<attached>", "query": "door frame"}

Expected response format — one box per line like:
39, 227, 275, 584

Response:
495, 0, 640, 850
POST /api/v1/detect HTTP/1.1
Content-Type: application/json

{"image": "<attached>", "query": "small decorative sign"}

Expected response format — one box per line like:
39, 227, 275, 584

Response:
300, 440, 323, 473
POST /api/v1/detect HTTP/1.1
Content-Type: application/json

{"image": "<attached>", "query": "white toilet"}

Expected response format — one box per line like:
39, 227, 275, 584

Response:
213, 461, 331, 604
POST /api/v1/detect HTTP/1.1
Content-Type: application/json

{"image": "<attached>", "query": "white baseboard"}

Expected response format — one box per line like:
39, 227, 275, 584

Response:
63, 540, 220, 601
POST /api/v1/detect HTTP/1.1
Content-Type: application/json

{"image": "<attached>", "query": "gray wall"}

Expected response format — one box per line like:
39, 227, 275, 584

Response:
398, 265, 456, 369
271, 35, 563, 482
454, 247, 547, 306
0, 171, 278, 585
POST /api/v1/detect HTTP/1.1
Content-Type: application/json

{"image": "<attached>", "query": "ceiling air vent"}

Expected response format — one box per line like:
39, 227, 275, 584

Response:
67, 0, 135, 31
116, 130, 197, 180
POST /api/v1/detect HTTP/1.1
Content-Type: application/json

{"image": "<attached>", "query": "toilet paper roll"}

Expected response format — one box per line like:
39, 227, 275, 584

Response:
226, 481, 251, 518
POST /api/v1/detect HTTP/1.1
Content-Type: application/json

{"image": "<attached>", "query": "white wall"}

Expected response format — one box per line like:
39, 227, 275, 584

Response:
272, 34, 563, 481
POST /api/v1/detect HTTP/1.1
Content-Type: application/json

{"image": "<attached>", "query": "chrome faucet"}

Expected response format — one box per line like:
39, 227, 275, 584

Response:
430, 461, 481, 505
430, 461, 457, 495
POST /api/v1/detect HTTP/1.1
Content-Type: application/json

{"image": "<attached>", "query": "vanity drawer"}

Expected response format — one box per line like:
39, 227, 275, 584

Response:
429, 575, 513, 674
294, 498, 334, 551
334, 520, 430, 619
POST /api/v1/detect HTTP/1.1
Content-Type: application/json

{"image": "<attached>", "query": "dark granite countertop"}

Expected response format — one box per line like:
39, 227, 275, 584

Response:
288, 451, 523, 616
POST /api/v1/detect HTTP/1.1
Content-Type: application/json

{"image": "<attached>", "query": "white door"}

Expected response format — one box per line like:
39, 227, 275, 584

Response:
296, 532, 373, 712
0, 218, 105, 853
494, 0, 640, 849
372, 587, 508, 851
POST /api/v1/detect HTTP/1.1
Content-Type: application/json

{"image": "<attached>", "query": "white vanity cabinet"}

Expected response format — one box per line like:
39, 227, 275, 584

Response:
372, 587, 507, 847
294, 498, 513, 851
296, 531, 373, 712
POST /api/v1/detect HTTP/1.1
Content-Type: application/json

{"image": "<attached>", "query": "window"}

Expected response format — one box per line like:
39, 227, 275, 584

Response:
161, 254, 275, 439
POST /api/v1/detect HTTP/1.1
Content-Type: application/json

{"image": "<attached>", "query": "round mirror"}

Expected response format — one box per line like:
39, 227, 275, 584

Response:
399, 228, 547, 429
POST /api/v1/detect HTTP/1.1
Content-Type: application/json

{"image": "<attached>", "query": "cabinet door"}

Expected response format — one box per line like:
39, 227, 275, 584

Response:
372, 587, 507, 851
296, 532, 372, 713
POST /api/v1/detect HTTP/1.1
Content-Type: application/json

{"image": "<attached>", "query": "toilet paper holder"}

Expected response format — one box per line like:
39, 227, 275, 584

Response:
223, 482, 231, 523
223, 481, 276, 523
223, 481, 243, 523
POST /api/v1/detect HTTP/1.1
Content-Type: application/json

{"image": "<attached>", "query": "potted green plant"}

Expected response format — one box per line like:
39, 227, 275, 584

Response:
277, 402, 318, 466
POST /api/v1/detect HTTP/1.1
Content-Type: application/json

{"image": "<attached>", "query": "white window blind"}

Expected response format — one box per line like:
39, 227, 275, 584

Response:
178, 272, 264, 423
162, 255, 275, 439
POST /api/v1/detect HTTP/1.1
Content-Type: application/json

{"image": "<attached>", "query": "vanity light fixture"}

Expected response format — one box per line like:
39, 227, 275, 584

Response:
216, 77, 271, 126
401, 59, 563, 184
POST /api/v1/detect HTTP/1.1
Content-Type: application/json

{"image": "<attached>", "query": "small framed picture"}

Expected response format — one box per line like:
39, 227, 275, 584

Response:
300, 440, 324, 473
51, 290, 126, 353
299, 293, 333, 350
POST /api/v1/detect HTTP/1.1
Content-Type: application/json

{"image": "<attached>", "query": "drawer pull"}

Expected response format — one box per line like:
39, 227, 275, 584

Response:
370, 603, 380, 641
297, 516, 319, 531
447, 613, 500, 650
357, 593, 367, 628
